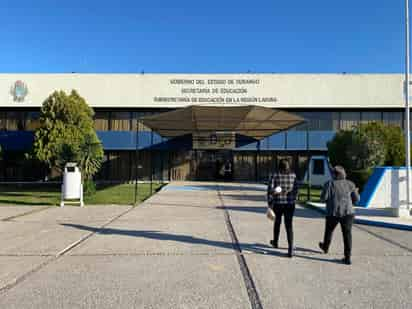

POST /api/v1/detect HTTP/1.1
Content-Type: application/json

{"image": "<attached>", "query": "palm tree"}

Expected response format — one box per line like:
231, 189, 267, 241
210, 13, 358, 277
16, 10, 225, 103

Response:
79, 133, 103, 181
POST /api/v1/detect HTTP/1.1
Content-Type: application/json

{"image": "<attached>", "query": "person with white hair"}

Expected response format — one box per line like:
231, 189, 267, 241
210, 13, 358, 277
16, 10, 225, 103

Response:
319, 165, 360, 265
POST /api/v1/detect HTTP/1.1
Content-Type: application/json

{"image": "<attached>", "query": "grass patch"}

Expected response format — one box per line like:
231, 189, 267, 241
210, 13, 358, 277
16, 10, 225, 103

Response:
0, 183, 164, 206
85, 183, 163, 205
298, 186, 322, 202
0, 186, 60, 206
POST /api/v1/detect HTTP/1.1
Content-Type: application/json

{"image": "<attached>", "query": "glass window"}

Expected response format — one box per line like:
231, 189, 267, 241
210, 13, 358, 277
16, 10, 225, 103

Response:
25, 111, 40, 131
361, 111, 382, 124
132, 112, 153, 131
6, 111, 24, 130
94, 111, 110, 131
111, 112, 131, 131
403, 112, 412, 130
108, 151, 131, 180
292, 111, 339, 131
0, 112, 6, 130
340, 112, 360, 130
312, 159, 325, 175
383, 112, 403, 128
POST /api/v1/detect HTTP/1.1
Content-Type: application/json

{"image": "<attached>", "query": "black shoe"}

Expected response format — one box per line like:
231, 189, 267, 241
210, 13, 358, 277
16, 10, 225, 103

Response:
342, 257, 352, 265
318, 242, 328, 254
287, 248, 294, 258
270, 240, 278, 248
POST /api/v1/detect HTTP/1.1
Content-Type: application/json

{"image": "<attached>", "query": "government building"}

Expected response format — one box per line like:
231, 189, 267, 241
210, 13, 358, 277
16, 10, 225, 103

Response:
0, 73, 406, 182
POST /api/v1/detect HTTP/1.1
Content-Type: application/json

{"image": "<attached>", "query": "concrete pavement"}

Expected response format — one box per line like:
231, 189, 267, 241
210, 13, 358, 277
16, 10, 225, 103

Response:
0, 182, 411, 308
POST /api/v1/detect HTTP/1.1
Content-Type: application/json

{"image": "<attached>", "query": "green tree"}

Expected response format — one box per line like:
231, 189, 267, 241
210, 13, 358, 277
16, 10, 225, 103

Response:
328, 129, 385, 172
358, 122, 405, 166
33, 90, 103, 181
327, 121, 406, 189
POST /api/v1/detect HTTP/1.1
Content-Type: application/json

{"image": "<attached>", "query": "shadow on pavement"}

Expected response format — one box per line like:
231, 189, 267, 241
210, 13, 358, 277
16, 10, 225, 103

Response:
61, 223, 343, 263
216, 206, 267, 214
218, 206, 323, 219
294, 255, 344, 264
176, 184, 266, 192
222, 194, 266, 202
63, 223, 235, 251
0, 199, 56, 206
145, 202, 221, 209
295, 246, 323, 254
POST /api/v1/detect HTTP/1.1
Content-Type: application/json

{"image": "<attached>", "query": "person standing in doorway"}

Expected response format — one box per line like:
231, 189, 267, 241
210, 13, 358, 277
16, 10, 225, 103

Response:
267, 159, 299, 257
319, 166, 359, 265
223, 159, 232, 181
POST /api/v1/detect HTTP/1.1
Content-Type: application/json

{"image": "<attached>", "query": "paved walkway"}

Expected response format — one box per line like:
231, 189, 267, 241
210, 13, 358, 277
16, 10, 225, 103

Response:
0, 182, 411, 309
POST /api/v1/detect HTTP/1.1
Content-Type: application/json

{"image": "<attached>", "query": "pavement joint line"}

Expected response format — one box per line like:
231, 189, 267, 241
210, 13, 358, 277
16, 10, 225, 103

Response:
0, 205, 136, 295
217, 184, 264, 309
4, 220, 115, 224
67, 252, 239, 257
0, 254, 55, 257
1, 206, 55, 222
1, 251, 410, 257
55, 206, 136, 257
57, 252, 412, 257
0, 257, 53, 295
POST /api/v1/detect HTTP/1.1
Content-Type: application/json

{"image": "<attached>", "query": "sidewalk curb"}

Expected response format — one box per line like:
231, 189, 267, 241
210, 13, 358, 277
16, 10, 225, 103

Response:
302, 202, 412, 232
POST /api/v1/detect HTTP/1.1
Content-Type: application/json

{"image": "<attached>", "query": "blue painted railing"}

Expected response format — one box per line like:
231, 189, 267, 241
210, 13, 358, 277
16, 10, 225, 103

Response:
357, 167, 386, 208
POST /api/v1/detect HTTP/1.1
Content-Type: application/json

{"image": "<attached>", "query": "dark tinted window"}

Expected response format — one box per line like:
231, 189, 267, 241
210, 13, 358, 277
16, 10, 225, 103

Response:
313, 159, 324, 175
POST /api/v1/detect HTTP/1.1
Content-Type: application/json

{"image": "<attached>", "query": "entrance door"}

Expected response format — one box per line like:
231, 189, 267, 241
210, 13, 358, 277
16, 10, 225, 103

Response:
194, 150, 233, 181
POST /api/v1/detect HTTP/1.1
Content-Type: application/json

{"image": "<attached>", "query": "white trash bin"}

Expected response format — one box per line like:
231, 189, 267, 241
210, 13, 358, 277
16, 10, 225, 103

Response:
60, 162, 83, 207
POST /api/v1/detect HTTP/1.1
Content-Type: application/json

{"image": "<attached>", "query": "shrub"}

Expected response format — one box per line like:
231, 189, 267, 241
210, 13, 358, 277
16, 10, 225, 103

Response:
83, 179, 96, 196
358, 122, 405, 166
347, 169, 373, 192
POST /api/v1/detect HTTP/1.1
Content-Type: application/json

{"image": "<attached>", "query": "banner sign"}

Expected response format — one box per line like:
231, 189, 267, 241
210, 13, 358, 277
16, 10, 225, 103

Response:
193, 132, 236, 149
153, 78, 278, 105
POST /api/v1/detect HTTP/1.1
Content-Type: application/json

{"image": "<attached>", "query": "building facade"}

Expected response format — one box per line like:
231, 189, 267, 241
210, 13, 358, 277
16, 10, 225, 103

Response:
0, 73, 407, 182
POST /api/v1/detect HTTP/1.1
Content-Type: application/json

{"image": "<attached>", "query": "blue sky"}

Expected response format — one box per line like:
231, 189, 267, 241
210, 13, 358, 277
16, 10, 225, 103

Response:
0, 0, 406, 73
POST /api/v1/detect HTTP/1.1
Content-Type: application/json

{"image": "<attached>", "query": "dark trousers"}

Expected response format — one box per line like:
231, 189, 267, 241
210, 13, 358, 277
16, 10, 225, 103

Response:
322, 215, 354, 258
273, 203, 295, 249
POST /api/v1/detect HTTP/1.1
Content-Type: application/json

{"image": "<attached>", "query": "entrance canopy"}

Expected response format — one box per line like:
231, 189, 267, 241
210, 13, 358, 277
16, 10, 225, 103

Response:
140, 105, 305, 140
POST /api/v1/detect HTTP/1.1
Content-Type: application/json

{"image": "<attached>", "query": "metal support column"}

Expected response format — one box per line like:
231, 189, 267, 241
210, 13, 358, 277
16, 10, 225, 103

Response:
134, 120, 140, 205
405, 0, 411, 215
150, 130, 154, 195
306, 122, 311, 201
160, 147, 164, 185
255, 150, 258, 182
256, 141, 261, 182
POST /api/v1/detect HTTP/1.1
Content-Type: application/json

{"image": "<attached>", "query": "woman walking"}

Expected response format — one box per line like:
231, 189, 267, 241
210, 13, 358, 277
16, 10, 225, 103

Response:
267, 159, 299, 257
319, 166, 359, 265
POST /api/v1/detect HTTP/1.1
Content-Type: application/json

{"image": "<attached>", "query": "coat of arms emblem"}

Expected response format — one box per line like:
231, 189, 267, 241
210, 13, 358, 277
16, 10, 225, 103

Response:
10, 80, 28, 102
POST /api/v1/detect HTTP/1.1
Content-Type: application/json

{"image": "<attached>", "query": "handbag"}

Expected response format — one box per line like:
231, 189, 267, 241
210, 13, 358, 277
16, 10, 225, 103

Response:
266, 207, 275, 221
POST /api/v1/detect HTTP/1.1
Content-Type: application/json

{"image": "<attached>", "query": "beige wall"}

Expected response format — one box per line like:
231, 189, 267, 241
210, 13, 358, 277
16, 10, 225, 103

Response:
0, 73, 405, 109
